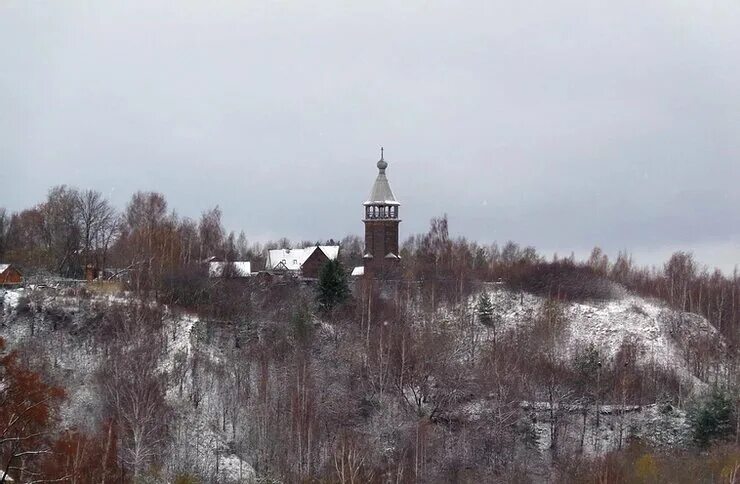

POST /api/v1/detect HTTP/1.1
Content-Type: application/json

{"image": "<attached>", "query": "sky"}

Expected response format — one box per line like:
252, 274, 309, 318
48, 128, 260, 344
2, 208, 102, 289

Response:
1, 1, 739, 273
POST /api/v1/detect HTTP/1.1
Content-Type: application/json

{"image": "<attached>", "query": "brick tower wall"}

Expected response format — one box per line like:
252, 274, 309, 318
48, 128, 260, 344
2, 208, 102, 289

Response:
364, 220, 400, 276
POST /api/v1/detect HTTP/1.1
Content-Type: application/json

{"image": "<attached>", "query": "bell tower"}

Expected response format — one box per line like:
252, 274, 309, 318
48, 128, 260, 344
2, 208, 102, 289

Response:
363, 148, 401, 278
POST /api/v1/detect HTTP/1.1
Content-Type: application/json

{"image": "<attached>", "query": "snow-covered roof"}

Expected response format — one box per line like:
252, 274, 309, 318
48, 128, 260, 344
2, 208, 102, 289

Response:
266, 248, 312, 271
0, 264, 10, 274
319, 245, 340, 260
266, 246, 339, 271
209, 261, 251, 277
351, 266, 364, 276
364, 150, 399, 206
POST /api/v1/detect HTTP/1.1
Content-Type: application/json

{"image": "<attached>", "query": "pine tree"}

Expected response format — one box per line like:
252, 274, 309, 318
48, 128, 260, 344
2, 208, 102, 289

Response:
689, 387, 735, 447
476, 292, 494, 327
317, 259, 350, 312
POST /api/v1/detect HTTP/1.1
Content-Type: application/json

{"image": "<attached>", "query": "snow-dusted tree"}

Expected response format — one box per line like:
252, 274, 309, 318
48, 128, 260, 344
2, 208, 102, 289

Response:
99, 343, 170, 480
96, 306, 170, 480
689, 387, 736, 447
475, 292, 494, 327
664, 251, 697, 311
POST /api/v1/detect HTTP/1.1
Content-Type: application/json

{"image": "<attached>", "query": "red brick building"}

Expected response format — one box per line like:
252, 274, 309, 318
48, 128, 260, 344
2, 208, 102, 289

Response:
362, 148, 401, 278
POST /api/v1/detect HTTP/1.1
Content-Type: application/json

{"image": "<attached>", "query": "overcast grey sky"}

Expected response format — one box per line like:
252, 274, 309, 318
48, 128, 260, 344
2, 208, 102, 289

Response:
2, 1, 738, 272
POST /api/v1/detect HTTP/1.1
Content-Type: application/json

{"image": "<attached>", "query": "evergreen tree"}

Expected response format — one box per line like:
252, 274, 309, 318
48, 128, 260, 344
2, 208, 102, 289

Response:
689, 387, 735, 447
317, 259, 350, 311
291, 304, 314, 345
476, 292, 494, 327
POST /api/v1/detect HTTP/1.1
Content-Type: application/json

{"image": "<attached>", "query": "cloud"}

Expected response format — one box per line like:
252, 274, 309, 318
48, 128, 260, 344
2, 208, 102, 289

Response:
1, 0, 738, 271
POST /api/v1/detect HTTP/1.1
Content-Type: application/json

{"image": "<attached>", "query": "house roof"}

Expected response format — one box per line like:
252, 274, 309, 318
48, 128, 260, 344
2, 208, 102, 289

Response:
351, 266, 364, 276
266, 248, 312, 271
265, 246, 339, 271
364, 149, 399, 206
209, 261, 251, 277
0, 264, 12, 274
318, 245, 340, 260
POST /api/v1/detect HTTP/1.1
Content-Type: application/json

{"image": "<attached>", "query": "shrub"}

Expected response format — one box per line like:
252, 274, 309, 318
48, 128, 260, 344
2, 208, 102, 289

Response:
507, 260, 619, 301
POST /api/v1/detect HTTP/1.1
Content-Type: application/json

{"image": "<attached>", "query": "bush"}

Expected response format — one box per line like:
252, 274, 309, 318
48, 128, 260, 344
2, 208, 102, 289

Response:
15, 294, 31, 314
160, 264, 211, 309
507, 260, 619, 301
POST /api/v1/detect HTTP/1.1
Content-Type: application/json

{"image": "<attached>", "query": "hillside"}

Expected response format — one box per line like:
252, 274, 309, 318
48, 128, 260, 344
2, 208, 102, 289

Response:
2, 279, 734, 482
477, 284, 724, 387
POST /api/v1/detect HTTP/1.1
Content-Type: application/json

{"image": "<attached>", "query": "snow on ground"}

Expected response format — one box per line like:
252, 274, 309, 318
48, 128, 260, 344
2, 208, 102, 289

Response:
161, 312, 198, 382
1, 285, 257, 481
219, 453, 257, 482
1, 287, 23, 313
478, 286, 722, 385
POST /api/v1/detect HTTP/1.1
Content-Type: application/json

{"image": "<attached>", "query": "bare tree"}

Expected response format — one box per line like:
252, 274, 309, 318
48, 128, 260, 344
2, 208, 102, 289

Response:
75, 189, 117, 272
100, 345, 169, 480
97, 306, 170, 480
198, 206, 224, 261
41, 185, 81, 276
0, 209, 8, 260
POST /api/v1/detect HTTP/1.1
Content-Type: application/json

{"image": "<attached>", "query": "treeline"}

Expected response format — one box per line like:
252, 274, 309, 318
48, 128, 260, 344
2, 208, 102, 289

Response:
398, 215, 739, 350
0, 186, 344, 287
2, 186, 738, 346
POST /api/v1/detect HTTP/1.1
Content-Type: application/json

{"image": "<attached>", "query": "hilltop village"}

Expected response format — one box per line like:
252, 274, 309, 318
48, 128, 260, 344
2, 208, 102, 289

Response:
208, 149, 402, 282
0, 150, 400, 289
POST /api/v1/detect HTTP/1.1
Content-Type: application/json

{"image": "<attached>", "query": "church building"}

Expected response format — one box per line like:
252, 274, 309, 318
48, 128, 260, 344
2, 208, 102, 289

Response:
362, 148, 401, 278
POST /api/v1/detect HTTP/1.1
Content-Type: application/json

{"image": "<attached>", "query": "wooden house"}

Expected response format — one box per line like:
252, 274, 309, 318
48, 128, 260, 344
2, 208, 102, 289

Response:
265, 246, 339, 279
0, 264, 23, 286
301, 246, 339, 279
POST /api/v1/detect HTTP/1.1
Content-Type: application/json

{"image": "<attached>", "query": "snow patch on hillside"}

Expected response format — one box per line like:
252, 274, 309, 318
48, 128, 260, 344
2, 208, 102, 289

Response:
479, 287, 722, 385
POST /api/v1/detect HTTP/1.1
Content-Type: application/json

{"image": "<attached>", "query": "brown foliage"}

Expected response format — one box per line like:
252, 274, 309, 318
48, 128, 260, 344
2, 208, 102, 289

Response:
39, 423, 120, 484
0, 337, 65, 482
557, 442, 740, 484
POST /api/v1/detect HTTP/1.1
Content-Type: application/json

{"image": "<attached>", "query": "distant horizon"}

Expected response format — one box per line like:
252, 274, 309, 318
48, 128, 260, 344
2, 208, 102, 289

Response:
3, 1, 738, 273
3, 181, 735, 276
